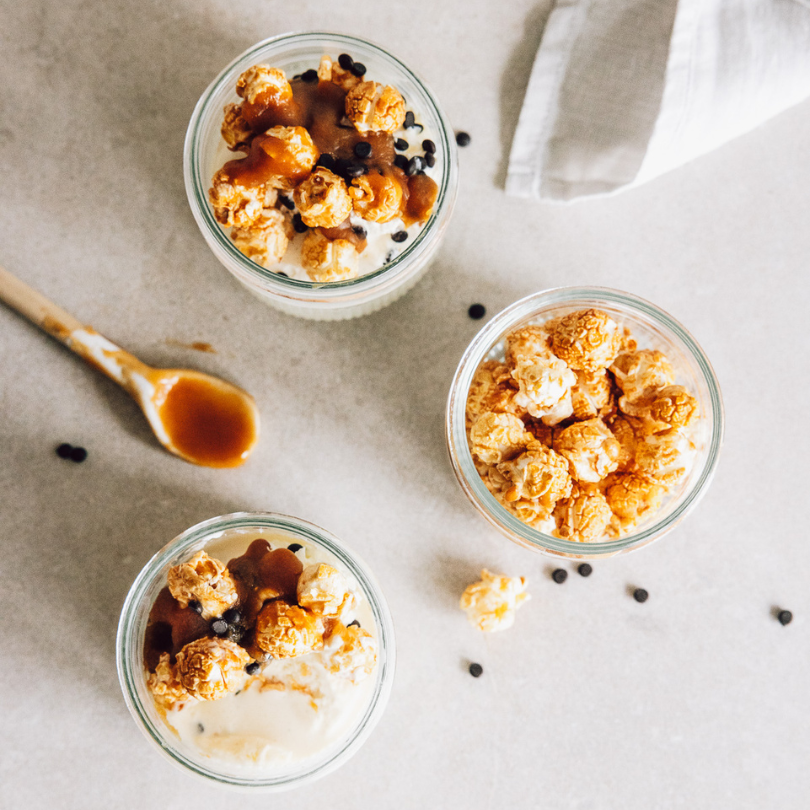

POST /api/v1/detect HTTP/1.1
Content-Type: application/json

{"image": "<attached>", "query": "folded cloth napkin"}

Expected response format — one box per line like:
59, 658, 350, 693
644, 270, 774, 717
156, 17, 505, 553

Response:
506, 0, 810, 202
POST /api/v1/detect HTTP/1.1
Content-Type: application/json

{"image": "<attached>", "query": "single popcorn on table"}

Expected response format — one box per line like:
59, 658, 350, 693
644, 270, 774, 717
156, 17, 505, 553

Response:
167, 550, 239, 619
255, 600, 322, 659
622, 384, 699, 434
634, 429, 696, 487
504, 324, 551, 367
549, 309, 622, 372
175, 637, 252, 701
322, 622, 377, 682
235, 64, 293, 107
554, 418, 622, 483
230, 207, 293, 269
300, 230, 359, 282
554, 484, 613, 543
349, 172, 404, 223
496, 439, 572, 511
293, 168, 352, 228
147, 652, 191, 711
511, 356, 576, 425
345, 80, 406, 133
465, 361, 525, 429
460, 569, 530, 632
469, 411, 531, 465
610, 349, 675, 405
297, 563, 356, 618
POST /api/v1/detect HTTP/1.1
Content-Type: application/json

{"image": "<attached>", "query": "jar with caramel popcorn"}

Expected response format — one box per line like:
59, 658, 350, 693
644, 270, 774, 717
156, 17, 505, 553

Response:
184, 33, 457, 320
446, 287, 724, 558
117, 512, 395, 789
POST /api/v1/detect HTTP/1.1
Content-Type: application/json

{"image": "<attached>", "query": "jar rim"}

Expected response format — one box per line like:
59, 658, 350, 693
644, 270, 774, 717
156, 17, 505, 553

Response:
445, 286, 725, 557
183, 31, 458, 300
116, 511, 396, 789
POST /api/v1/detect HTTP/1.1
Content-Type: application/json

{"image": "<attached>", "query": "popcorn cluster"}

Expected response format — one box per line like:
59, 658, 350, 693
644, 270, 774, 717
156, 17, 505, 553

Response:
465, 309, 700, 542
145, 546, 377, 711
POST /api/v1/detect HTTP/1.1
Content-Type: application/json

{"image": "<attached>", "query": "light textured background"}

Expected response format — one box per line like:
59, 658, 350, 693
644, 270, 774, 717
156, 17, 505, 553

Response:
1, 2, 808, 808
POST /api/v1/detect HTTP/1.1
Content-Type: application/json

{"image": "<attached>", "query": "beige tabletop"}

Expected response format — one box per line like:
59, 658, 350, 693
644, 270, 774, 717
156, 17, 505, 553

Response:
1, 1, 808, 808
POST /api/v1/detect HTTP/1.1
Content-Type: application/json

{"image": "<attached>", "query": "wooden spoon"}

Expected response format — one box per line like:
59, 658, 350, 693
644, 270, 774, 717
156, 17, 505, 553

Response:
0, 265, 260, 468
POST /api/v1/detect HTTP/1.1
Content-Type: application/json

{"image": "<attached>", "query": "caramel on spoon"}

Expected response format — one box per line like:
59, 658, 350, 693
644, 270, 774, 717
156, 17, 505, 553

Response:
0, 265, 260, 468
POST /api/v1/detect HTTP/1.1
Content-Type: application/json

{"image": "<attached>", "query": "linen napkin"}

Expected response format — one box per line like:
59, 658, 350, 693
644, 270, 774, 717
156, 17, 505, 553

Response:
506, 0, 810, 202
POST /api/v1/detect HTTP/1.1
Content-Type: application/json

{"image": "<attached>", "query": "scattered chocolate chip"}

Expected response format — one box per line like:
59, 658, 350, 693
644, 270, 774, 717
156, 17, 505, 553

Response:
292, 213, 308, 233
354, 141, 372, 159
469, 663, 483, 678
197, 723, 205, 733
315, 153, 337, 171
456, 131, 471, 147
287, 543, 303, 553
245, 661, 261, 675
406, 156, 424, 176
393, 154, 409, 171
394, 138, 409, 151
301, 69, 318, 83
425, 152, 436, 168
392, 231, 408, 243
778, 609, 793, 626
347, 619, 361, 628
338, 53, 354, 71
223, 608, 241, 625
278, 195, 294, 210
552, 568, 568, 584
350, 62, 367, 77
633, 588, 649, 603
345, 163, 367, 178
70, 447, 88, 463
422, 139, 436, 153
188, 600, 202, 614
211, 619, 228, 635
468, 303, 486, 319
56, 443, 73, 459
404, 111, 415, 128
578, 563, 593, 577
353, 226, 367, 239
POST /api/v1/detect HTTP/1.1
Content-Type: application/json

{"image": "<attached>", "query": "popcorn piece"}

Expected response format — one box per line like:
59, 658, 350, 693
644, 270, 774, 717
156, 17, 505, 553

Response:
209, 168, 267, 228
504, 325, 552, 367
465, 361, 525, 429
469, 412, 531, 465
317, 54, 361, 91
297, 563, 355, 617
511, 356, 576, 425
608, 415, 639, 472
235, 65, 292, 107
300, 230, 359, 282
175, 637, 251, 701
230, 207, 293, 268
611, 350, 675, 405
167, 551, 239, 620
621, 384, 699, 433
571, 369, 613, 420
294, 168, 352, 228
349, 172, 404, 223
497, 440, 572, 511
460, 569, 530, 632
554, 485, 613, 543
146, 652, 191, 710
322, 622, 377, 682
554, 419, 621, 483
549, 309, 622, 372
605, 472, 665, 529
255, 126, 320, 190
221, 103, 253, 151
498, 492, 560, 534
345, 81, 406, 133
255, 600, 322, 659
634, 429, 696, 488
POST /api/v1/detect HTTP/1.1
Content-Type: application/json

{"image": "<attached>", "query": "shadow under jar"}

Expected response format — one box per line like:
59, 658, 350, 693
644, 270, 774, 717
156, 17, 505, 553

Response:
116, 512, 395, 790
184, 32, 458, 320
446, 287, 724, 559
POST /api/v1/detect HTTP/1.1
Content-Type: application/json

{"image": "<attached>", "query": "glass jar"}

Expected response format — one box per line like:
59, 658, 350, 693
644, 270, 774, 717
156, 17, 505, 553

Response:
446, 287, 724, 558
184, 32, 458, 320
116, 512, 395, 789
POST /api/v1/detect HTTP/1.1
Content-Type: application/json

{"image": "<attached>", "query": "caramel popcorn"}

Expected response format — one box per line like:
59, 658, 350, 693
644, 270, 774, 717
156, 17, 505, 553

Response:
175, 637, 251, 701
469, 412, 531, 465
221, 103, 253, 151
300, 230, 359, 282
465, 361, 525, 429
255, 600, 322, 659
167, 551, 239, 620
293, 168, 352, 228
496, 440, 572, 512
349, 172, 404, 223
230, 207, 293, 268
460, 569, 530, 632
345, 81, 406, 133
255, 126, 320, 190
610, 350, 675, 405
608, 415, 639, 472
634, 429, 695, 487
622, 384, 698, 433
571, 369, 613, 420
554, 419, 621, 483
511, 356, 576, 425
209, 169, 267, 229
554, 485, 613, 543
322, 622, 377, 682
549, 309, 622, 372
146, 652, 190, 710
504, 324, 551, 367
605, 472, 665, 529
235, 64, 292, 107
297, 563, 355, 618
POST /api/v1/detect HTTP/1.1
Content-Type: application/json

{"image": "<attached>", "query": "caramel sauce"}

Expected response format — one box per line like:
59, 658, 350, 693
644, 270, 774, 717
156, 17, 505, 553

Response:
156, 376, 257, 468
318, 220, 367, 251
404, 173, 439, 226
144, 586, 210, 670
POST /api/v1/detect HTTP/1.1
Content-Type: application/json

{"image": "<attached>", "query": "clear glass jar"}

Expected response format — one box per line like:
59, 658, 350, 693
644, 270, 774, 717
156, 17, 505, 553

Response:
184, 32, 458, 320
446, 287, 724, 558
116, 512, 395, 789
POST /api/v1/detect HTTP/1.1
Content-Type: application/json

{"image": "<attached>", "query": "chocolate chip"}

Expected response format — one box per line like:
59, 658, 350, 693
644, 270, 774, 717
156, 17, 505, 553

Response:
197, 723, 205, 733
245, 662, 261, 675
350, 62, 367, 77
404, 111, 415, 129
347, 619, 361, 628
385, 251, 395, 263
278, 195, 294, 210
301, 69, 318, 83
633, 588, 649, 603
345, 163, 367, 178
406, 156, 424, 176
56, 443, 73, 459
338, 53, 354, 71
393, 154, 409, 171
70, 447, 88, 463
456, 131, 471, 147
354, 141, 372, 159
392, 231, 408, 243
333, 157, 353, 179
352, 226, 367, 239
188, 600, 202, 614
287, 543, 303, 553
315, 153, 337, 172
425, 152, 436, 168
394, 138, 409, 151
292, 213, 308, 233
778, 610, 793, 626
276, 271, 288, 278
469, 662, 483, 678
577, 563, 593, 577
223, 608, 241, 624
468, 303, 486, 319
226, 625, 245, 643
552, 568, 567, 584
292, 74, 301, 80
211, 619, 228, 635
422, 139, 436, 153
